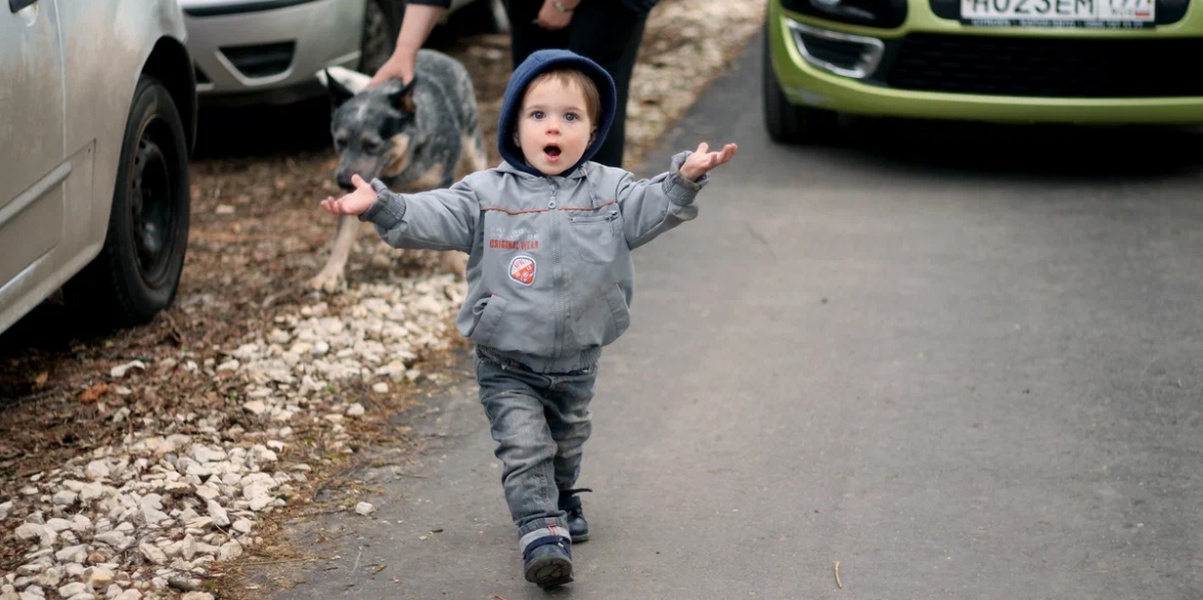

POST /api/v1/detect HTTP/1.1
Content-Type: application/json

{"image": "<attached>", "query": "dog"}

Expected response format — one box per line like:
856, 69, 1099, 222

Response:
309, 49, 487, 292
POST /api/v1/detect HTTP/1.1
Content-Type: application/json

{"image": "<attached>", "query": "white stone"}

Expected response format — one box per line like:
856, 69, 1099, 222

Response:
354, 502, 375, 516
205, 500, 230, 527
69, 515, 92, 533
242, 400, 268, 416
15, 524, 54, 547
52, 490, 78, 506
31, 569, 59, 589
85, 567, 114, 590
217, 541, 243, 562
78, 482, 104, 502
54, 546, 88, 564
138, 544, 167, 565
43, 518, 70, 533
110, 360, 146, 378
93, 530, 130, 549
84, 460, 111, 480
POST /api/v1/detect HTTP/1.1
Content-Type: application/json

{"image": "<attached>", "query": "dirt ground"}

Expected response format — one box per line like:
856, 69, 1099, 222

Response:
0, 0, 763, 589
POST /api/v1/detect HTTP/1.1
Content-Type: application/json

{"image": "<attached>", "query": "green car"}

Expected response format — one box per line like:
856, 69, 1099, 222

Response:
763, 0, 1203, 143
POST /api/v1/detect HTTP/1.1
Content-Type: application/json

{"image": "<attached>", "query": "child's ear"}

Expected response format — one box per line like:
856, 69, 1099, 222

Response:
589, 127, 598, 143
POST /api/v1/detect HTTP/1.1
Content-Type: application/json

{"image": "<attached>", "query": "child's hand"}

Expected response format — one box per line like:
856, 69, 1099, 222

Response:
680, 142, 738, 182
320, 174, 378, 216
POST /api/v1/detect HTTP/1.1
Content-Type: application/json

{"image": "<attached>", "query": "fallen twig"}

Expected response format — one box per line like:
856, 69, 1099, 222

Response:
238, 557, 327, 566
834, 561, 843, 589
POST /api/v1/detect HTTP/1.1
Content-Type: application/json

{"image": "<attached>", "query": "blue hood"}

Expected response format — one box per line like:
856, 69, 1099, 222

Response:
497, 49, 617, 177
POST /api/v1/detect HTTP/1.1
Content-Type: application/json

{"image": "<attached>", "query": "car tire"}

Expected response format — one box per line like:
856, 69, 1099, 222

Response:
66, 75, 190, 328
762, 26, 839, 145
360, 0, 402, 75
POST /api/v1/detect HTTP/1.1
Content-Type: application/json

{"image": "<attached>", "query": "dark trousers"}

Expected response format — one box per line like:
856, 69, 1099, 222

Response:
503, 0, 649, 168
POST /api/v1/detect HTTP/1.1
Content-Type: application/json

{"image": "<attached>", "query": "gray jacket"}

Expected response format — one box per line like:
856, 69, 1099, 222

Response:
361, 152, 707, 372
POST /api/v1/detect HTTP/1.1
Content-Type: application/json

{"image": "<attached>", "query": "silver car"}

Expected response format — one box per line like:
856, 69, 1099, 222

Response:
1, 0, 196, 335
182, 0, 508, 106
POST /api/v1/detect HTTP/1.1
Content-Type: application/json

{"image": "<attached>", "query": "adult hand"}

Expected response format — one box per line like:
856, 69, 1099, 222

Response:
680, 142, 739, 182
536, 0, 574, 30
368, 55, 415, 87
367, 3, 446, 87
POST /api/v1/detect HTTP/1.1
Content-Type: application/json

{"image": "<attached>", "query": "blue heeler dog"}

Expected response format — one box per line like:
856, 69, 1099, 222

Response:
310, 49, 487, 292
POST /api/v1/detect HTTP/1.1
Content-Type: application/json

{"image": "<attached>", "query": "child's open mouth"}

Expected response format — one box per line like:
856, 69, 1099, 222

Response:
544, 145, 562, 160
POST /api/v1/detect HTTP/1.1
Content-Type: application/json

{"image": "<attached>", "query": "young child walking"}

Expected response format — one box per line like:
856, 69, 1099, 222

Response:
321, 49, 737, 588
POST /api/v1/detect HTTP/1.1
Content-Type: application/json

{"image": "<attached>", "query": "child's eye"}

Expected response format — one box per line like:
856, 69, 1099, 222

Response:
564, 112, 579, 122
531, 110, 545, 119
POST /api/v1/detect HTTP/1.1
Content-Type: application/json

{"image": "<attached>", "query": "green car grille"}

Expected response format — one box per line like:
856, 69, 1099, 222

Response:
880, 34, 1203, 98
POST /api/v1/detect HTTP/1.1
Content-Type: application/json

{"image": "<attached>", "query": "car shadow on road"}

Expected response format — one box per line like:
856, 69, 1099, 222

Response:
193, 96, 335, 159
826, 117, 1203, 182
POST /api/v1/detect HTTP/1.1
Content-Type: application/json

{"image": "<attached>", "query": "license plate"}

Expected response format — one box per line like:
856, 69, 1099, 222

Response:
961, 0, 1156, 28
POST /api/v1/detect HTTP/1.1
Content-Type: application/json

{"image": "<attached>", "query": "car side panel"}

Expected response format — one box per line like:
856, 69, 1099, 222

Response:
0, 0, 68, 333
58, 0, 189, 252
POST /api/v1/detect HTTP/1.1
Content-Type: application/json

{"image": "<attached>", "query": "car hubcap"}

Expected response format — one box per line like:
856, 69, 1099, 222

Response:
129, 121, 174, 285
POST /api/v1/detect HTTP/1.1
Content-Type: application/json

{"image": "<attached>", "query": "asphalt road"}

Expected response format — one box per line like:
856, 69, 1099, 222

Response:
263, 35, 1203, 600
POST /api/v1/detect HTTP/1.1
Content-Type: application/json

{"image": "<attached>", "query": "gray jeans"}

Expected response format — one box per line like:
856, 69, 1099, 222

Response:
474, 348, 597, 552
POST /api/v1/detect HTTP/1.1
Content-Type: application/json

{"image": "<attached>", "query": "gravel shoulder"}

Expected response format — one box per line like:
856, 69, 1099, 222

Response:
0, 2, 765, 598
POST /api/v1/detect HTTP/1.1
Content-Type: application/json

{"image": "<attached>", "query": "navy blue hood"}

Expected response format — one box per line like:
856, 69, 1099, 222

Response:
497, 49, 617, 177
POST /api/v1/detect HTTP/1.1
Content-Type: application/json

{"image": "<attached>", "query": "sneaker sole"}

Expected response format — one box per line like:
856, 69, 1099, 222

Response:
571, 532, 589, 543
525, 555, 574, 588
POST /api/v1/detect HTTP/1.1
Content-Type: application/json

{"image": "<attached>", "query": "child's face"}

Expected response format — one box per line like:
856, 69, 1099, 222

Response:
516, 77, 596, 176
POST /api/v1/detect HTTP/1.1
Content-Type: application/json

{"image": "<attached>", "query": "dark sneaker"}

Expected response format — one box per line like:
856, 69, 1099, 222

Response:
559, 488, 592, 543
522, 535, 573, 588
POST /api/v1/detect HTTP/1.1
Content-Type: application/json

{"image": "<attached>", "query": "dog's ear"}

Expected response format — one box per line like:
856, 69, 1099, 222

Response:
390, 76, 418, 114
322, 69, 358, 108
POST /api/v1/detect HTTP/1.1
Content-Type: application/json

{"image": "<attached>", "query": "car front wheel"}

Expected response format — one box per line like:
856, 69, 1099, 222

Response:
762, 25, 839, 144
67, 75, 190, 328
360, 0, 402, 75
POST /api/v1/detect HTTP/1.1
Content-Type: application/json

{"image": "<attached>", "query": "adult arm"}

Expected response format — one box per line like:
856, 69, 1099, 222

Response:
368, 1, 450, 86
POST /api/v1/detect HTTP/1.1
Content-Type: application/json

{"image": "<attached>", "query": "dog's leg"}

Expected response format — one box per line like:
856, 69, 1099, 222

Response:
440, 251, 468, 281
308, 214, 364, 292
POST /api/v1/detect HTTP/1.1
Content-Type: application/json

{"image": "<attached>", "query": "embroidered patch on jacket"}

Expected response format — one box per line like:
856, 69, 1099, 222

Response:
509, 256, 536, 286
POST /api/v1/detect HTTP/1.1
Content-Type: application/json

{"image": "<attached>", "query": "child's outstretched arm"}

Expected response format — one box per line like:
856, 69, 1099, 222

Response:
680, 142, 738, 182
320, 174, 377, 216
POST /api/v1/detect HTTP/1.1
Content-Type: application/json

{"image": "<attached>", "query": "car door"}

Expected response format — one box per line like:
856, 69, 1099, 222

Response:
0, 0, 67, 324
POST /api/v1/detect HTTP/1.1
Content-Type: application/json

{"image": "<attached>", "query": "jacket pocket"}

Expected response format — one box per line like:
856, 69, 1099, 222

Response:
467, 294, 508, 346
572, 283, 631, 347
602, 283, 631, 345
570, 210, 621, 264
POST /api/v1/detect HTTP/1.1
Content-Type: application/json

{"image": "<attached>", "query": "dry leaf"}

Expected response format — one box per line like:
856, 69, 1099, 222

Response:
34, 371, 49, 388
78, 382, 110, 404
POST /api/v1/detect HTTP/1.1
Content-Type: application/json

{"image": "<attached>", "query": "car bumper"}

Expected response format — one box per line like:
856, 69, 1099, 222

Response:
182, 0, 365, 104
767, 3, 1203, 125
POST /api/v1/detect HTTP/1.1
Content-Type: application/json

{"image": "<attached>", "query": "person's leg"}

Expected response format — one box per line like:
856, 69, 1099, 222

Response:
503, 0, 569, 69
544, 365, 596, 493
544, 364, 597, 542
567, 2, 649, 168
476, 351, 577, 587
475, 353, 570, 546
